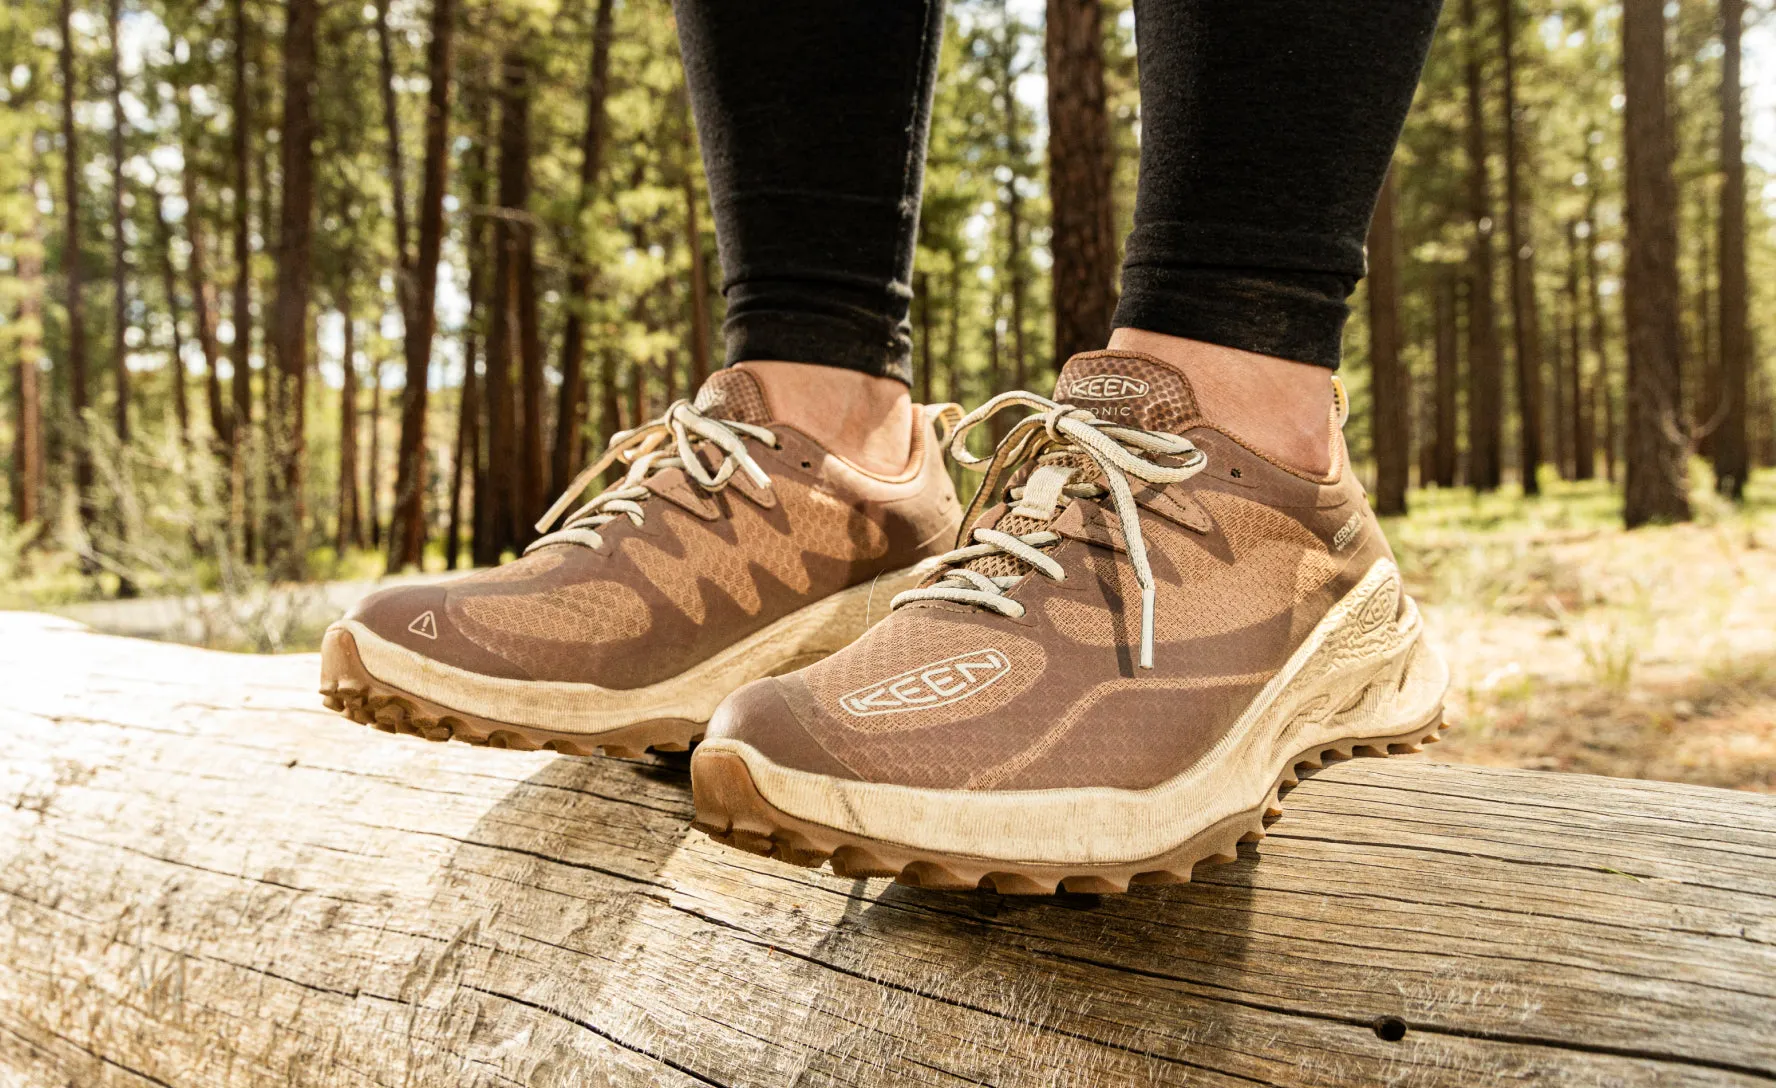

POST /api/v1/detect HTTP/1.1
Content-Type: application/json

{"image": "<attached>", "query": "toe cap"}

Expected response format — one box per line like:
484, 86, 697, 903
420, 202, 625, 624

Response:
706, 677, 859, 780
344, 583, 532, 680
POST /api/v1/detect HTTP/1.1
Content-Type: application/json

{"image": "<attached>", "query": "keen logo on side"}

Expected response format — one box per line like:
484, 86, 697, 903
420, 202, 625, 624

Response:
840, 649, 1011, 716
1063, 374, 1149, 401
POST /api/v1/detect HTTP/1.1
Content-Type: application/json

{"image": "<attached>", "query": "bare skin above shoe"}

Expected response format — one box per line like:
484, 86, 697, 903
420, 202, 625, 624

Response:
320, 368, 962, 756
692, 350, 1448, 892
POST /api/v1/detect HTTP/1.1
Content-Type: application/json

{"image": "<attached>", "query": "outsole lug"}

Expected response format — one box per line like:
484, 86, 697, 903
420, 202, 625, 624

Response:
692, 712, 1449, 897
319, 625, 703, 760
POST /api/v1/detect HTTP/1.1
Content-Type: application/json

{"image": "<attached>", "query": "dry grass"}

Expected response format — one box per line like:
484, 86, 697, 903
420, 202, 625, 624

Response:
1392, 468, 1776, 793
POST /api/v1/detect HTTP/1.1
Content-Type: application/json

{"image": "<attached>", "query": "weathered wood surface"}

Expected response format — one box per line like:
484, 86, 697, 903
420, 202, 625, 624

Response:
1, 611, 1773, 1088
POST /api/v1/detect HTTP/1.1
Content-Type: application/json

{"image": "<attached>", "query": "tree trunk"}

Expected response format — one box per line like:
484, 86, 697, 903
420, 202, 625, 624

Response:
229, 0, 254, 556
373, 0, 413, 323
1620, 0, 1690, 526
481, 46, 531, 559
1582, 148, 1614, 483
1367, 168, 1408, 515
492, 49, 544, 540
1714, 0, 1750, 499
447, 97, 490, 572
598, 348, 620, 475
9, 614, 1775, 1088
1432, 274, 1459, 487
1567, 220, 1593, 481
267, 0, 318, 578
1549, 285, 1568, 479
12, 163, 46, 531
176, 91, 227, 455
445, 340, 478, 571
385, 0, 457, 571
551, 0, 616, 497
681, 105, 713, 396
336, 294, 362, 553
59, 0, 94, 546
916, 272, 934, 406
1497, 0, 1542, 495
946, 252, 962, 404
1694, 199, 1714, 457
367, 359, 384, 548
1462, 0, 1504, 492
1045, 0, 1117, 364
107, 0, 131, 451
151, 186, 192, 451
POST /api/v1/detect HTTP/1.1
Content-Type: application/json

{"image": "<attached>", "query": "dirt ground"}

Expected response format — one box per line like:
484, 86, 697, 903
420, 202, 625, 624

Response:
1394, 474, 1776, 793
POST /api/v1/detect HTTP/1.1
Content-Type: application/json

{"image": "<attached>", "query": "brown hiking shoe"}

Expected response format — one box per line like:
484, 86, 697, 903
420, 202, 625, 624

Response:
692, 350, 1448, 892
320, 369, 962, 756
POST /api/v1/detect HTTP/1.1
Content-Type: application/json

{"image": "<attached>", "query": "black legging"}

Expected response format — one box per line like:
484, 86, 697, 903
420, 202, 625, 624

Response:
674, 0, 1442, 385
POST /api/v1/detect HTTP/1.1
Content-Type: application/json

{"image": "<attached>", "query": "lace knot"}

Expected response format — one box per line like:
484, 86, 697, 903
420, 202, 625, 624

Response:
892, 391, 1207, 669
527, 398, 777, 554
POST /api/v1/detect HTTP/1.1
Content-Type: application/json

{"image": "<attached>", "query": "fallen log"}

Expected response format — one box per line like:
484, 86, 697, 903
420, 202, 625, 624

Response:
1, 612, 1772, 1087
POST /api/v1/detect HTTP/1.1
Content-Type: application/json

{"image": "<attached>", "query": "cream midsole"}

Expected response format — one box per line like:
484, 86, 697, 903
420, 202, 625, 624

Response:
337, 561, 936, 736
704, 558, 1450, 867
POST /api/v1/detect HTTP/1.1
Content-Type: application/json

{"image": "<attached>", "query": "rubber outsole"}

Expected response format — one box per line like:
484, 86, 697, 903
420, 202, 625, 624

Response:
319, 626, 705, 757
690, 713, 1445, 894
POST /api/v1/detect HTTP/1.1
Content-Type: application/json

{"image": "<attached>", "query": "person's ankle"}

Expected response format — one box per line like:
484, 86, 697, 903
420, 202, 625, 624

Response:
1106, 328, 1334, 476
734, 361, 914, 477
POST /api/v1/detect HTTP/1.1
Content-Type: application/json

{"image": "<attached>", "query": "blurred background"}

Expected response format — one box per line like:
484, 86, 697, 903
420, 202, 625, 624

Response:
0, 0, 1772, 790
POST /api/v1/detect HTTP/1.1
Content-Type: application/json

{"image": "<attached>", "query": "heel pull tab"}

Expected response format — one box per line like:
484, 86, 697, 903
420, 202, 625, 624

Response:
1330, 375, 1350, 430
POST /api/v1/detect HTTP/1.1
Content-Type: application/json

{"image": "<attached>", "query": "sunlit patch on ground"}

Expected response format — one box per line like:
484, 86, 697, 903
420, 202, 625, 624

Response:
1393, 468, 1776, 792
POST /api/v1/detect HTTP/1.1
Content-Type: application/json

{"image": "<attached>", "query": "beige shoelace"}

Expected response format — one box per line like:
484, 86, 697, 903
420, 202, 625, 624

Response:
528, 399, 778, 553
892, 391, 1207, 669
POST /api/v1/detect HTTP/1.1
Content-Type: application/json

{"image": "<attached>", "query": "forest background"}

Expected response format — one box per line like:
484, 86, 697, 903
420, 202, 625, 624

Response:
2, 0, 1774, 791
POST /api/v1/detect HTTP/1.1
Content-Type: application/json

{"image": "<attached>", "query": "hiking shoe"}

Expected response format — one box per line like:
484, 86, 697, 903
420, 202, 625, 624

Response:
692, 350, 1447, 892
320, 369, 963, 756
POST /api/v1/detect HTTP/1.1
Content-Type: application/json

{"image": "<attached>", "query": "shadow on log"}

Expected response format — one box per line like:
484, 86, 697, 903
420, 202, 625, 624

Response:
1, 613, 1773, 1086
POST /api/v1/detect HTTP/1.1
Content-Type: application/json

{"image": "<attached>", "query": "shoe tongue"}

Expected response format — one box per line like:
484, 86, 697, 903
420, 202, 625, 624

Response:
1052, 350, 1208, 435
692, 368, 772, 426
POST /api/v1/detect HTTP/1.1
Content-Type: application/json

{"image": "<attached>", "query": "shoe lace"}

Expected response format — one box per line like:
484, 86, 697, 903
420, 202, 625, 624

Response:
528, 399, 778, 554
891, 390, 1207, 669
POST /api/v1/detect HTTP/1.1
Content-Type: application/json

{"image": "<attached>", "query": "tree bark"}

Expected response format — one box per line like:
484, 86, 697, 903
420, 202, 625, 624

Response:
1714, 0, 1750, 499
59, 0, 95, 544
266, 0, 319, 578
1367, 169, 1408, 516
1497, 0, 1543, 495
681, 99, 713, 397
1045, 0, 1117, 364
551, 0, 616, 498
373, 0, 413, 321
1462, 0, 1504, 492
228, 0, 253, 555
1550, 284, 1568, 479
445, 339, 478, 571
1620, 0, 1690, 526
386, 0, 458, 571
107, 0, 131, 451
336, 293, 362, 553
1566, 219, 1592, 481
916, 271, 934, 406
7, 613, 1775, 1088
447, 92, 491, 572
176, 90, 227, 454
1432, 274, 1459, 488
1582, 146, 1614, 483
151, 186, 192, 451
482, 46, 532, 560
12, 163, 47, 530
367, 359, 384, 548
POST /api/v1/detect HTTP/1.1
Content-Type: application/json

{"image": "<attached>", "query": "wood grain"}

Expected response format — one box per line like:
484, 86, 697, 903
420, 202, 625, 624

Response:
1, 612, 1772, 1087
